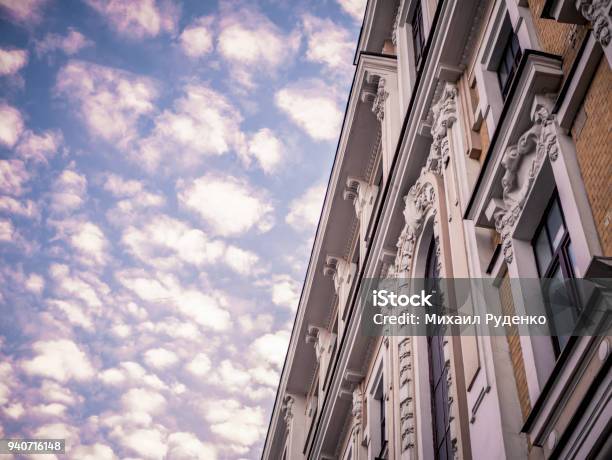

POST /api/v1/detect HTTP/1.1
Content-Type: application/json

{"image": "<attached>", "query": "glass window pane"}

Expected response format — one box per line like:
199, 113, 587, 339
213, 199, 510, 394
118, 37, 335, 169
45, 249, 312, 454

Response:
546, 199, 565, 250
534, 228, 552, 274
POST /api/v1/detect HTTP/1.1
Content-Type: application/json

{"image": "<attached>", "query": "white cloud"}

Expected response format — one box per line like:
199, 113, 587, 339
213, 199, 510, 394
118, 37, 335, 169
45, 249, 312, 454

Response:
85, 0, 178, 39
144, 347, 178, 369
70, 443, 116, 460
56, 60, 157, 145
102, 173, 145, 197
49, 167, 87, 214
21, 339, 95, 383
122, 387, 166, 414
40, 380, 80, 406
178, 173, 274, 236
138, 83, 244, 171
48, 263, 107, 312
36, 28, 93, 56
179, 16, 214, 58
207, 359, 251, 390
15, 129, 62, 163
104, 177, 165, 225
243, 128, 284, 174
0, 218, 16, 242
167, 432, 217, 460
185, 353, 211, 377
0, 102, 24, 148
25, 273, 45, 294
0, 159, 29, 196
115, 427, 168, 459
302, 14, 355, 73
0, 48, 28, 75
251, 330, 290, 368
0, 0, 48, 24
99, 361, 166, 391
223, 245, 260, 276
336, 0, 367, 21
286, 182, 326, 231
275, 79, 342, 141
121, 214, 259, 275
116, 270, 232, 331
217, 4, 300, 88
48, 299, 94, 330
0, 362, 15, 406
0, 196, 37, 218
270, 274, 300, 310
202, 399, 265, 449
68, 221, 109, 266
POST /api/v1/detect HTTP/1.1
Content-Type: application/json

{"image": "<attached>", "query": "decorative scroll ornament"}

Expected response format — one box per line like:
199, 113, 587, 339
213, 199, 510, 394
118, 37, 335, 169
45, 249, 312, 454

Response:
576, 0, 612, 46
400, 398, 416, 451
494, 103, 559, 264
372, 78, 389, 122
388, 180, 436, 277
391, 5, 402, 46
282, 395, 295, 429
443, 339, 459, 458
305, 325, 324, 362
398, 338, 416, 451
352, 386, 363, 434
426, 83, 458, 175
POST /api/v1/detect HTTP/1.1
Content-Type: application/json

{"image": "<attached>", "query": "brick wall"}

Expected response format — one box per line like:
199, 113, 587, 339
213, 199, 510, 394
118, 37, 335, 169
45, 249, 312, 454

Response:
571, 58, 612, 255
529, 0, 611, 255
528, 0, 588, 78
499, 273, 531, 421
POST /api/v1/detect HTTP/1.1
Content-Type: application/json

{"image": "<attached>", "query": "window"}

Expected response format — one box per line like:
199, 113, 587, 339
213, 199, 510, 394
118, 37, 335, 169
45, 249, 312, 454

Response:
532, 193, 577, 354
425, 237, 452, 460
379, 394, 387, 457
496, 30, 522, 99
372, 374, 388, 460
412, 1, 425, 66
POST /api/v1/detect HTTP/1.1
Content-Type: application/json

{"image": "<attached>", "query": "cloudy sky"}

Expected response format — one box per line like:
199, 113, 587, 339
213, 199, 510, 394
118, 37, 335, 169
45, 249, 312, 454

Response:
0, 0, 364, 458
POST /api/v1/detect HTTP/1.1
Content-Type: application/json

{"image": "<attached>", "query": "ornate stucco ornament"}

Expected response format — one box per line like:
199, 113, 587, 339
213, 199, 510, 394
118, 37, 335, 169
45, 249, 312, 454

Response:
282, 395, 295, 429
494, 103, 559, 263
351, 386, 362, 434
391, 5, 402, 46
389, 179, 436, 277
576, 0, 612, 46
398, 338, 416, 451
426, 83, 458, 175
372, 78, 389, 122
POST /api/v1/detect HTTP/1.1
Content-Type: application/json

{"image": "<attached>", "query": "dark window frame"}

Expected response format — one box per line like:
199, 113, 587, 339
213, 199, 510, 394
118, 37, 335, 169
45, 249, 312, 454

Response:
496, 29, 522, 99
412, 1, 425, 67
531, 192, 577, 355
425, 237, 452, 460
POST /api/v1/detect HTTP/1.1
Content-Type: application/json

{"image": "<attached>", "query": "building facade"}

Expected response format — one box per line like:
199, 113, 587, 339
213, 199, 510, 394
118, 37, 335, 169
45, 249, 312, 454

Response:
263, 0, 611, 459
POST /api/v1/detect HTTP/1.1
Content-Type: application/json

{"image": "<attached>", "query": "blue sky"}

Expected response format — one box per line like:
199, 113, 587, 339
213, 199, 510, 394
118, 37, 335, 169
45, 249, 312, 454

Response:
0, 0, 364, 458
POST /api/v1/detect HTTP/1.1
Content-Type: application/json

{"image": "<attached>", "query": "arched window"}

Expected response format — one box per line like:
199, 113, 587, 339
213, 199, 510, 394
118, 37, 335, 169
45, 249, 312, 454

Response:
425, 237, 452, 460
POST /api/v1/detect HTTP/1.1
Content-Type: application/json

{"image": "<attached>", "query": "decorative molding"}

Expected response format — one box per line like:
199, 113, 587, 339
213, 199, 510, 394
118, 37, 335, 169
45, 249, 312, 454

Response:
385, 82, 456, 279
398, 337, 416, 452
343, 177, 362, 202
391, 4, 402, 46
282, 395, 295, 430
426, 83, 458, 175
352, 386, 363, 436
388, 179, 437, 277
443, 337, 459, 458
576, 0, 612, 47
491, 99, 560, 264
323, 255, 340, 277
398, 338, 413, 387
305, 325, 325, 362
372, 78, 389, 122
400, 397, 416, 451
